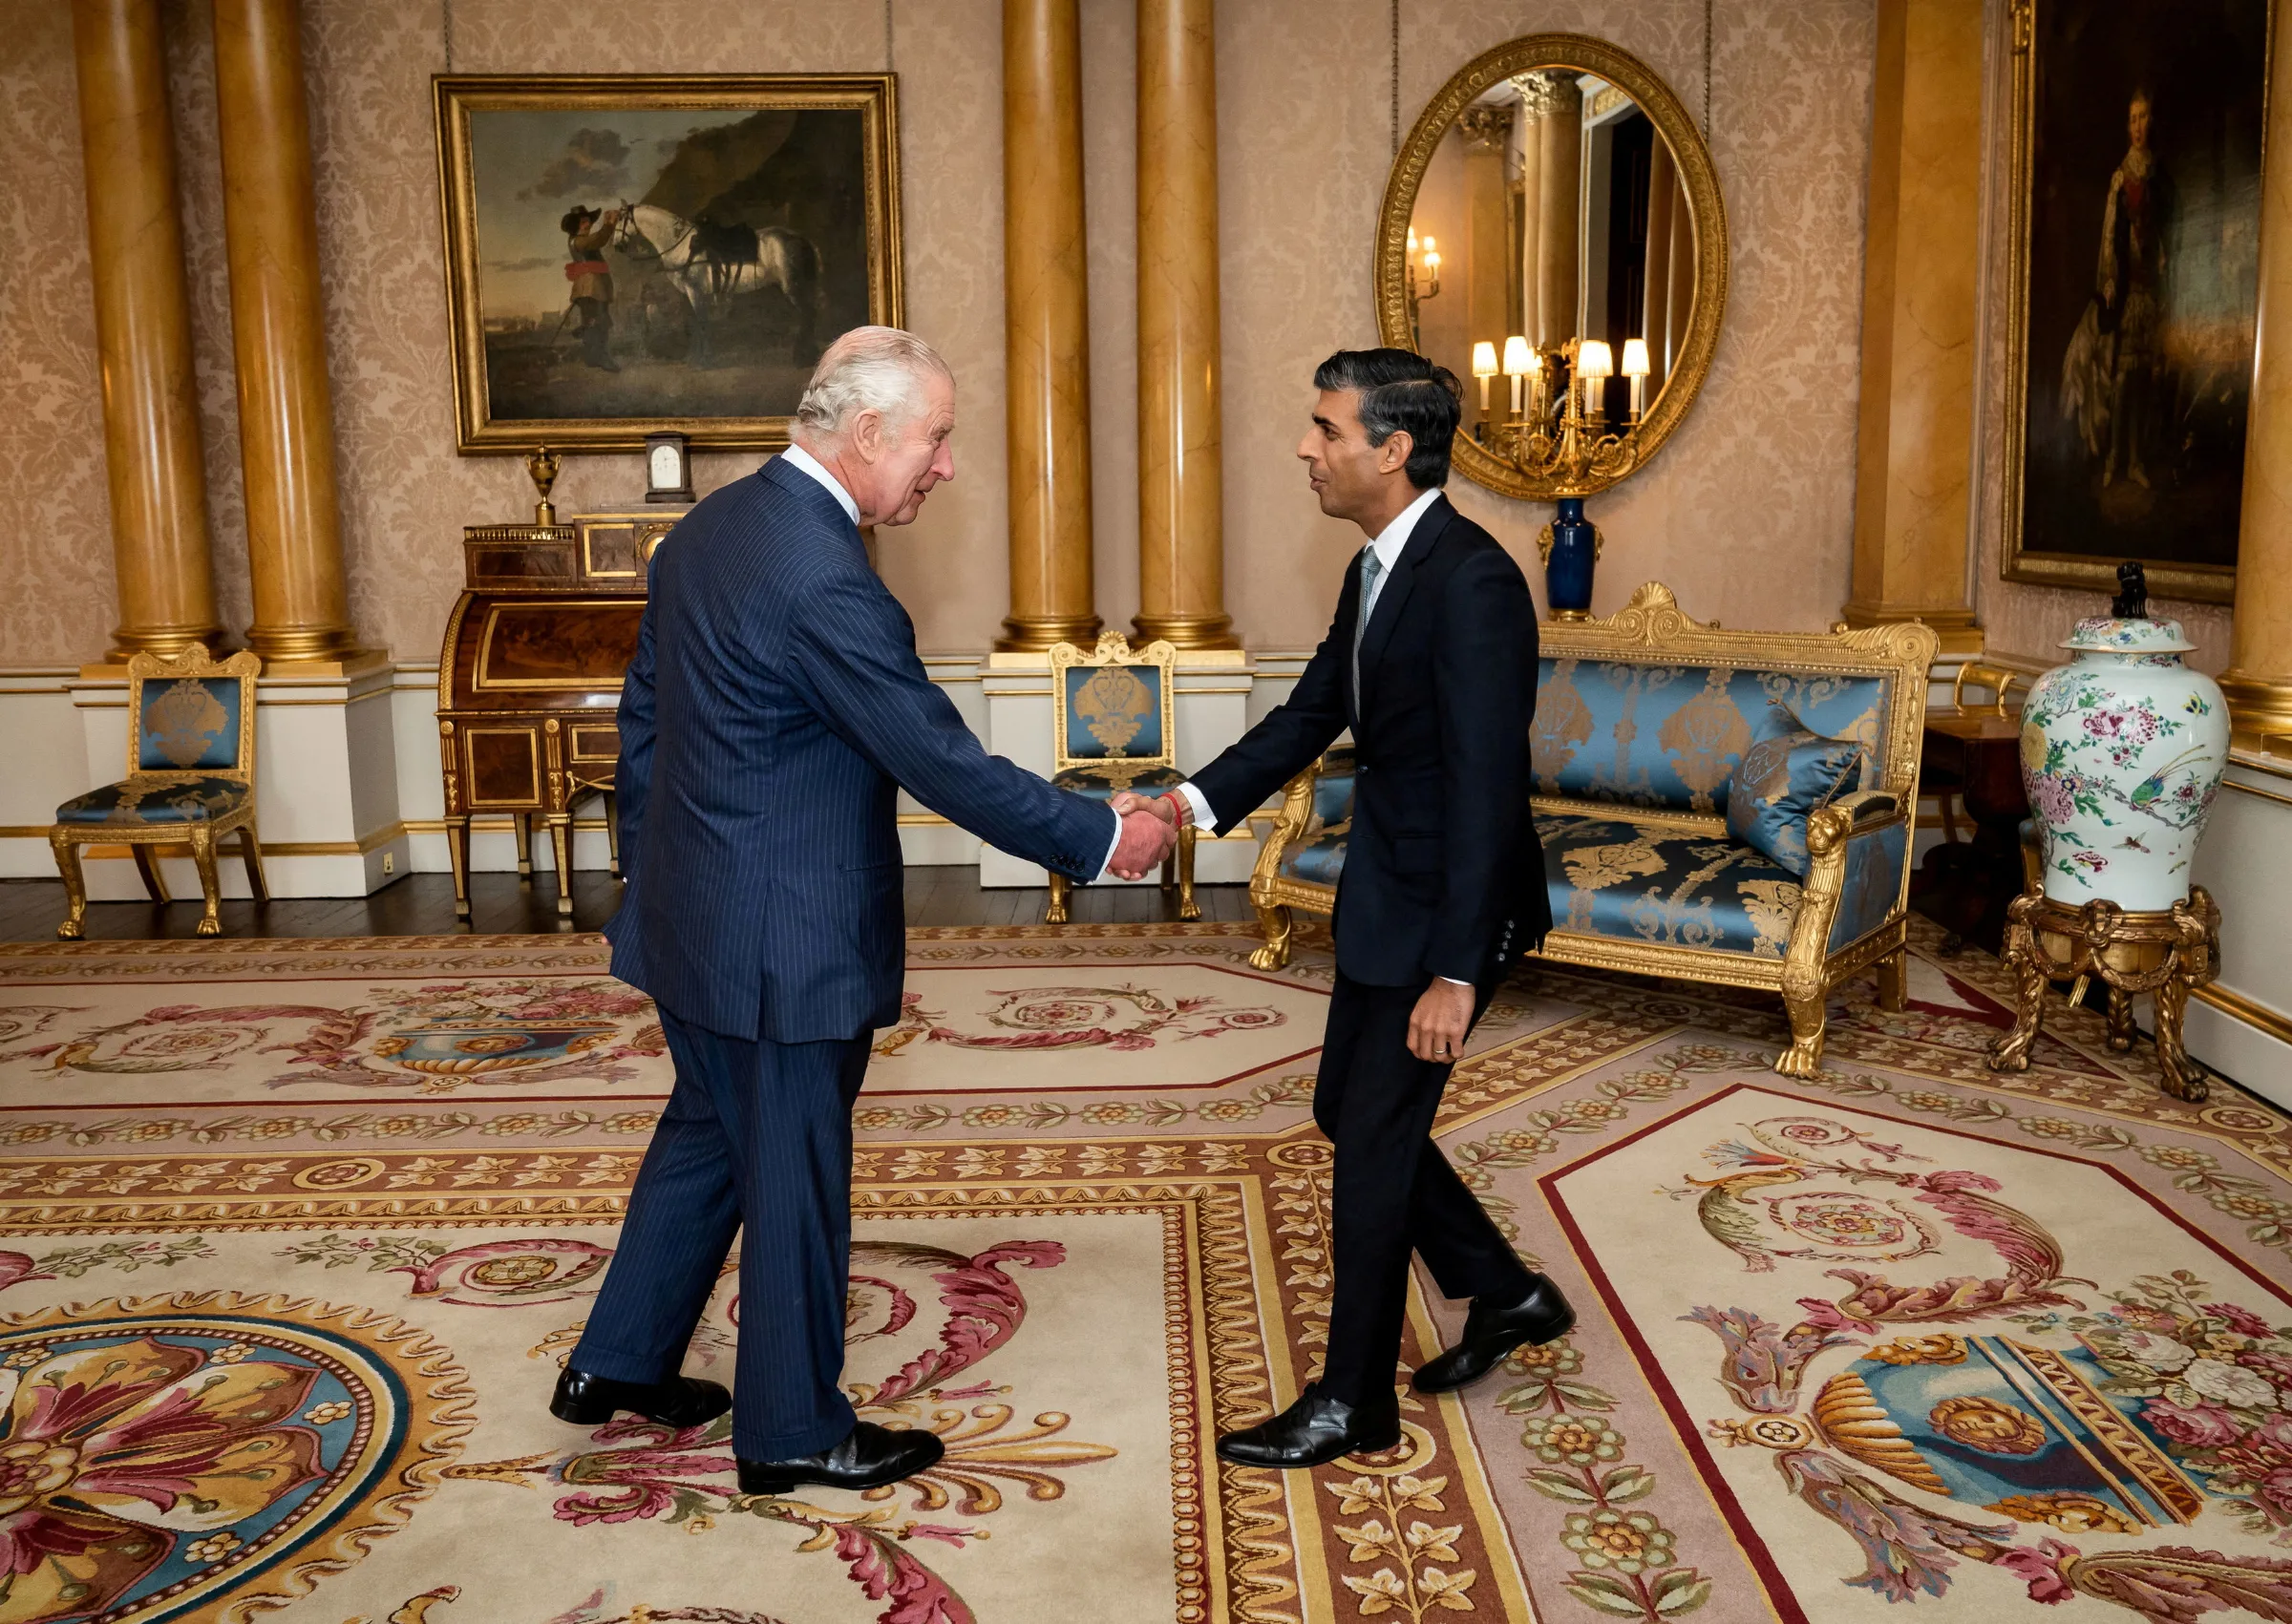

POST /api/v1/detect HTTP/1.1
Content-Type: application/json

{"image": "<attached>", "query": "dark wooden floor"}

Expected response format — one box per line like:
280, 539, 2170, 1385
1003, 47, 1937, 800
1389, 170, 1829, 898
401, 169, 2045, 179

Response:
0, 868, 1257, 942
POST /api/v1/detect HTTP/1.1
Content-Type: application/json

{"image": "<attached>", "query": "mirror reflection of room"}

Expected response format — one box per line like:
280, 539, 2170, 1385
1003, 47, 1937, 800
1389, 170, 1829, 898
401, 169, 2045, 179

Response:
1405, 71, 1695, 445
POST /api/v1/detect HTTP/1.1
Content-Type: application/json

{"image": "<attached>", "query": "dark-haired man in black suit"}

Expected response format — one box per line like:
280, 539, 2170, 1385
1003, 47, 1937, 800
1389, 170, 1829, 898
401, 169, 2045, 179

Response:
1120, 348, 1573, 1468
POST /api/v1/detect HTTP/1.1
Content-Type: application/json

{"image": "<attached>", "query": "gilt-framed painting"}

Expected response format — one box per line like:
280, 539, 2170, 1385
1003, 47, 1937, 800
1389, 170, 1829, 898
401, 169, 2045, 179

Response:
435, 74, 902, 454
2002, 0, 2270, 603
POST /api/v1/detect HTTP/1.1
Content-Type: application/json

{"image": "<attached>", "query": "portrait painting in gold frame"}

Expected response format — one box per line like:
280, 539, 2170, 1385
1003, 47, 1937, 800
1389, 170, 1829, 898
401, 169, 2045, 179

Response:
2002, 0, 2269, 603
435, 74, 903, 454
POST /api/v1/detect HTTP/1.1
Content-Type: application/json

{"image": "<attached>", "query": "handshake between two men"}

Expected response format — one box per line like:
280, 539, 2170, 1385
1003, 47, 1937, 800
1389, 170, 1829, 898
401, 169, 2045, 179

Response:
1101, 790, 1187, 880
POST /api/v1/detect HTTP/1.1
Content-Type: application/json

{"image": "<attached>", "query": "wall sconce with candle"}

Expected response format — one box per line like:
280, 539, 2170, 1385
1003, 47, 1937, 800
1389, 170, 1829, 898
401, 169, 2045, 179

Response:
1470, 341, 1498, 438
1404, 228, 1442, 351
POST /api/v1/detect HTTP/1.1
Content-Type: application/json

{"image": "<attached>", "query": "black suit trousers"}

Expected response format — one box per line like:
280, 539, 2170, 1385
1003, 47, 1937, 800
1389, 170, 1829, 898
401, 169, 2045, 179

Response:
572, 1006, 871, 1460
1315, 972, 1535, 1405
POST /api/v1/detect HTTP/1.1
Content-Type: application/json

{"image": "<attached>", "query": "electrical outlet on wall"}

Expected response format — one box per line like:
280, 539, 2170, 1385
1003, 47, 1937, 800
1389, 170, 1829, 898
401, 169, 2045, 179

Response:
381, 853, 395, 875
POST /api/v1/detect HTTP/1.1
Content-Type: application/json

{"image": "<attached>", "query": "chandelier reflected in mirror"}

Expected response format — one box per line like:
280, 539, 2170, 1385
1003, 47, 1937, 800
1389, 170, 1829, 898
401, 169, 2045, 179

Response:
1467, 332, 1652, 496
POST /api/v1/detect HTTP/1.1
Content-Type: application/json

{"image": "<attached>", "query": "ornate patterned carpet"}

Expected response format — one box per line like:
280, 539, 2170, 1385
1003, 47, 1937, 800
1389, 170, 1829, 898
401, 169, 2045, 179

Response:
0, 919, 2287, 1624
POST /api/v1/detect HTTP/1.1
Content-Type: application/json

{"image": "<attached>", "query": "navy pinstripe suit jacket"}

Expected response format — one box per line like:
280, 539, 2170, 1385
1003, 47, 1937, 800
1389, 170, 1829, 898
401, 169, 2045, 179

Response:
605, 455, 1116, 1044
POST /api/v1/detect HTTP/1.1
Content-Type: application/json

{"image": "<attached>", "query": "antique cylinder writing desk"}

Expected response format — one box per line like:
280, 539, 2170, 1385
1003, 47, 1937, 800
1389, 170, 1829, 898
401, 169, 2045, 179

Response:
435, 512, 676, 917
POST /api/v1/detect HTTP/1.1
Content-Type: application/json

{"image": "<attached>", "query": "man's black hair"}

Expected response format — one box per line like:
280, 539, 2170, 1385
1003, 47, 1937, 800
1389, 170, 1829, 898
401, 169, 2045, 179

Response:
1311, 348, 1462, 489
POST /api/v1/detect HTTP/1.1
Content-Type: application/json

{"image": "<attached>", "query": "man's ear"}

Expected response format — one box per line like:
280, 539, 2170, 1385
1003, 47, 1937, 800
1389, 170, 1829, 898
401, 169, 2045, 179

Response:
1378, 430, 1415, 476
850, 409, 884, 462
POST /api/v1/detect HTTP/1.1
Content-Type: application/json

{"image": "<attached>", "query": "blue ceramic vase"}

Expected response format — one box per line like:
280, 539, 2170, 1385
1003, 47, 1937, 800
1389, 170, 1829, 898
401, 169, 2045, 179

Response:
1544, 496, 1598, 620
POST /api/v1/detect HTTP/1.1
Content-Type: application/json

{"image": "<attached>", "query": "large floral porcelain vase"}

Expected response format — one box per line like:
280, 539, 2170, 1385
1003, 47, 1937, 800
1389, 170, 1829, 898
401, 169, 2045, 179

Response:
2019, 614, 2228, 912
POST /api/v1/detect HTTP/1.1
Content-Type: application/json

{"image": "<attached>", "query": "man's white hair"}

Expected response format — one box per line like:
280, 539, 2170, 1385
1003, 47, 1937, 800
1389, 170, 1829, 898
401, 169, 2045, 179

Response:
794, 327, 951, 437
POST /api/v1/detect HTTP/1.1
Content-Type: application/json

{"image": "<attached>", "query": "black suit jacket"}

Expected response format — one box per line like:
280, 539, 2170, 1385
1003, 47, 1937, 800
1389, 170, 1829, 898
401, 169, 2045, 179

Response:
1193, 493, 1550, 987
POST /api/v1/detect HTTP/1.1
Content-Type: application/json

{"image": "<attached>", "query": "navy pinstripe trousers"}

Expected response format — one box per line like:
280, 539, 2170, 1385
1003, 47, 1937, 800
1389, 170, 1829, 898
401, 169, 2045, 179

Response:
572, 1005, 871, 1459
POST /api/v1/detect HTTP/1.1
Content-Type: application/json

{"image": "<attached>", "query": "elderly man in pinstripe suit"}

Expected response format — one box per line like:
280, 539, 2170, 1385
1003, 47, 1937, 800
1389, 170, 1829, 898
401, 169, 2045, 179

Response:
550, 328, 1178, 1496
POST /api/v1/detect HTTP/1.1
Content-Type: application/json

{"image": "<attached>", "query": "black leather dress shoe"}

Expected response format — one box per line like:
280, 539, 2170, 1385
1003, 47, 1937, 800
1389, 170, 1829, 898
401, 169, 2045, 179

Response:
550, 1366, 732, 1429
1215, 1384, 1401, 1470
738, 1421, 944, 1495
1411, 1275, 1576, 1394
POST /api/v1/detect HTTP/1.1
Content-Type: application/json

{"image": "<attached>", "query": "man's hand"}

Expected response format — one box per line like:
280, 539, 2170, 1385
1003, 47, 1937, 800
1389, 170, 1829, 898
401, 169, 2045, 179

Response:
1107, 807, 1178, 879
1407, 979, 1475, 1065
1110, 791, 1183, 827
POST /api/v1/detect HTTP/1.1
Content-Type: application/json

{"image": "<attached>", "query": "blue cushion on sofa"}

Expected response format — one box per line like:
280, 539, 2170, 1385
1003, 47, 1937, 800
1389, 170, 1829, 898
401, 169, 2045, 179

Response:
1538, 813, 1803, 960
1723, 716, 1866, 878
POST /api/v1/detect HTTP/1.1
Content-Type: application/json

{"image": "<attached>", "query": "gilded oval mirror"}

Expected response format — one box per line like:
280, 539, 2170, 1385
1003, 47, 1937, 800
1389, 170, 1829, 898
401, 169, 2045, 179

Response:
1375, 34, 1729, 501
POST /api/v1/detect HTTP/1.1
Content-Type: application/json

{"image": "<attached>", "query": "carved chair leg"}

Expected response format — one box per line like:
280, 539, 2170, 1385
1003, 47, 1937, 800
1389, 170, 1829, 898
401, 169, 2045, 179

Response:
238, 821, 268, 904
1248, 903, 1293, 972
1044, 872, 1071, 925
549, 814, 575, 917
2151, 975, 2210, 1104
50, 833, 87, 940
513, 812, 534, 879
2106, 986, 2137, 1053
1177, 825, 1199, 920
130, 842, 171, 903
446, 816, 473, 921
1774, 971, 1829, 1078
1159, 851, 1176, 893
1875, 948, 1908, 1013
187, 827, 223, 937
1987, 906, 2048, 1073
603, 791, 621, 879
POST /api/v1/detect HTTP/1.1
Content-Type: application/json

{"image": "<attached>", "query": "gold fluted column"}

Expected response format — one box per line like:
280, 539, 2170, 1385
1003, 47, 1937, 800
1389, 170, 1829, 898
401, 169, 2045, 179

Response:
2222, 0, 2292, 745
71, 0, 223, 661
1840, 0, 1984, 655
1642, 139, 1677, 390
1531, 72, 1581, 348
1458, 105, 1513, 364
212, 0, 364, 666
996, 0, 1099, 652
1515, 88, 1544, 347
1134, 0, 1237, 649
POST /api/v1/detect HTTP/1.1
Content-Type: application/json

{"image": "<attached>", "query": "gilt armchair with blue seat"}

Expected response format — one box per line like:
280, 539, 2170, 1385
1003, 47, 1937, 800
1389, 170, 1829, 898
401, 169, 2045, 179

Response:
1248, 583, 1938, 1076
50, 644, 266, 939
1044, 632, 1199, 923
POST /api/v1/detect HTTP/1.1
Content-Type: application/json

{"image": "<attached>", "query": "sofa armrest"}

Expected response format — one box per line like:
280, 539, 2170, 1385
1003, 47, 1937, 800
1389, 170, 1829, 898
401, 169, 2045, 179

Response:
1831, 789, 1900, 826
1249, 760, 1323, 900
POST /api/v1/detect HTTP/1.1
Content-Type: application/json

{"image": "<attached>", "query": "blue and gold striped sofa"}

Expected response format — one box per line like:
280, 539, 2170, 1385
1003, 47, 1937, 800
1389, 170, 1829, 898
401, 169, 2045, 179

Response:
1247, 582, 1939, 1076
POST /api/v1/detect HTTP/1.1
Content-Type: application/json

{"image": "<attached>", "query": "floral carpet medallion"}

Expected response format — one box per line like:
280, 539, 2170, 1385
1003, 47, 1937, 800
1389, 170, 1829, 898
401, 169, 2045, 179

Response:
0, 1294, 465, 1624
0, 918, 2283, 1622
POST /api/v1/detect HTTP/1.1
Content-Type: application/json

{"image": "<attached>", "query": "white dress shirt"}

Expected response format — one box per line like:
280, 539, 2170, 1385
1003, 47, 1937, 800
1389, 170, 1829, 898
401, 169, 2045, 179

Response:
776, 444, 1127, 880
779, 440, 861, 525
1174, 484, 1468, 985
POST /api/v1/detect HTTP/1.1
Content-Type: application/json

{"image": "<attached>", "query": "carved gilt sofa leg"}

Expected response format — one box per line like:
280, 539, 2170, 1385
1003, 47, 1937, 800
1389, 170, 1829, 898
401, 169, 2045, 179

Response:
1875, 947, 1908, 1013
1044, 872, 1071, 925
1249, 904, 1293, 971
1773, 806, 1853, 1078
1776, 964, 1830, 1078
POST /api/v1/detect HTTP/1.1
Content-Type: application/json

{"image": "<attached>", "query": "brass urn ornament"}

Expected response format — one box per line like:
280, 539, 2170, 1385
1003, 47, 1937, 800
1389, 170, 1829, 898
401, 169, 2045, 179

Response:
526, 445, 562, 527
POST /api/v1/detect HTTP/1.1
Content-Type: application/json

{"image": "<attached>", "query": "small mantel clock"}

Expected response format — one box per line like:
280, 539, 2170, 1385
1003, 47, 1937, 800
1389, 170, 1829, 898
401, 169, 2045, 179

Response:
644, 431, 695, 504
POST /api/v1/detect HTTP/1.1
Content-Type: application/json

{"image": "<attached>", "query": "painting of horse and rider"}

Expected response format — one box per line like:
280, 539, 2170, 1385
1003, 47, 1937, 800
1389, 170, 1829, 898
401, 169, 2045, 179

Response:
436, 75, 902, 453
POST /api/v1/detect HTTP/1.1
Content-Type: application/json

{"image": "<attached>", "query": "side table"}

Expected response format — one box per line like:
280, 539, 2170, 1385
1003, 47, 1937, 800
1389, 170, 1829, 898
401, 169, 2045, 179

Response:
1914, 711, 2028, 953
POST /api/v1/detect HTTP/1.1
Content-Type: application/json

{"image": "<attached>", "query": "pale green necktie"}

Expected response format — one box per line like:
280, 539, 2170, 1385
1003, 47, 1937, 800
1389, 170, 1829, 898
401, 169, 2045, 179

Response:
1353, 544, 1385, 707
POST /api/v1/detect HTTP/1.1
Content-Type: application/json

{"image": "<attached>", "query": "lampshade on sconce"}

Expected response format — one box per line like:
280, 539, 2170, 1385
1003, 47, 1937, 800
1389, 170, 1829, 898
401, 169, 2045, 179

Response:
1500, 335, 1534, 376
1620, 339, 1650, 379
1471, 341, 1498, 414
1576, 340, 1614, 380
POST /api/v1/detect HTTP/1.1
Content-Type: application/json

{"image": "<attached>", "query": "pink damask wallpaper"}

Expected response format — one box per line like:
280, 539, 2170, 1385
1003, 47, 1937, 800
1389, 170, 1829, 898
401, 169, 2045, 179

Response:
0, 0, 1878, 664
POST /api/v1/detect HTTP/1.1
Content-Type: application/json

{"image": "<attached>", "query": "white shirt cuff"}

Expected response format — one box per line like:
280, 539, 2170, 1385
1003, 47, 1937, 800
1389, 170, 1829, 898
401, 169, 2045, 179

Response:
1174, 781, 1217, 832
1437, 976, 1473, 987
1092, 805, 1125, 880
